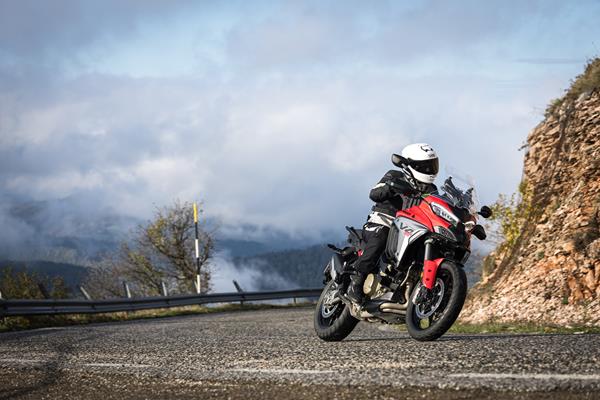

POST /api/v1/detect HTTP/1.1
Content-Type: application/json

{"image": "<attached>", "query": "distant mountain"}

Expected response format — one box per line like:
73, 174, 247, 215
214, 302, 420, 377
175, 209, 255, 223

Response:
233, 244, 331, 290
215, 224, 343, 257
233, 243, 486, 290
215, 239, 270, 258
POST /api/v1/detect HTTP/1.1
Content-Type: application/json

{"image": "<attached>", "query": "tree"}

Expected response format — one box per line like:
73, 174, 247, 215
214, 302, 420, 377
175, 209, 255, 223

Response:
85, 200, 214, 297
83, 255, 129, 299
0, 267, 70, 299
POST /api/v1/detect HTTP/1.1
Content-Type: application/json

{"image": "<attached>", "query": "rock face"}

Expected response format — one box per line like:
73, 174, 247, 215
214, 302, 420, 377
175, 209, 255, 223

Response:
461, 88, 600, 326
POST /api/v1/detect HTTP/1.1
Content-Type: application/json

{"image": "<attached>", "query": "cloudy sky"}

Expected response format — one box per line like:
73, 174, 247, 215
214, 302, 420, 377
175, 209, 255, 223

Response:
1, 0, 599, 244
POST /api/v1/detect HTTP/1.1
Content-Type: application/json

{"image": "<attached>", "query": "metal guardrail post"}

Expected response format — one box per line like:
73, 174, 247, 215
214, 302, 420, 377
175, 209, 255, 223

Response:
123, 282, 132, 299
232, 280, 245, 306
37, 283, 50, 299
79, 286, 92, 300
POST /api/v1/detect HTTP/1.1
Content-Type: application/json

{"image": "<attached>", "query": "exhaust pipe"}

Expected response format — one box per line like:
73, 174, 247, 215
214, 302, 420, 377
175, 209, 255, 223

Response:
380, 308, 406, 315
379, 283, 413, 313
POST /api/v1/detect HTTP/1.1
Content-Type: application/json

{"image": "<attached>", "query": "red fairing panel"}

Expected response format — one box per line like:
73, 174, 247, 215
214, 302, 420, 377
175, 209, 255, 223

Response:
397, 206, 433, 230
396, 196, 452, 231
422, 258, 444, 289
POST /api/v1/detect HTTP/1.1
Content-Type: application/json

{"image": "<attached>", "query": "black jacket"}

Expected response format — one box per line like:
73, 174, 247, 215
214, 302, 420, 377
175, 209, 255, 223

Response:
369, 169, 437, 216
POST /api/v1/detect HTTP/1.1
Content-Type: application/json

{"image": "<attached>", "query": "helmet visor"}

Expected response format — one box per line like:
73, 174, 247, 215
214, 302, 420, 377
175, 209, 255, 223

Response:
410, 158, 439, 175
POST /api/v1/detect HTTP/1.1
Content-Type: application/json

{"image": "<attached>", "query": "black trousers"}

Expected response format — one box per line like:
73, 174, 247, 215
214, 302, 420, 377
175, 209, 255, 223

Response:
354, 222, 389, 275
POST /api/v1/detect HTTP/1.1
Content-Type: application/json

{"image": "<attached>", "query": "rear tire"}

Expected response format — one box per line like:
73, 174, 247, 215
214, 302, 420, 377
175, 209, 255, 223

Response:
314, 281, 359, 341
406, 261, 467, 341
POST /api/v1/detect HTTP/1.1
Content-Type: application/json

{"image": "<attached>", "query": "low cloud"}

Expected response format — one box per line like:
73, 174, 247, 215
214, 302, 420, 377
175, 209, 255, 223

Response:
1, 1, 599, 254
210, 251, 294, 292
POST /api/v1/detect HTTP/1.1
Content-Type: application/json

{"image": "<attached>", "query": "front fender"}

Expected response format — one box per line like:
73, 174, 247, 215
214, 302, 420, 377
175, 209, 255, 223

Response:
422, 258, 464, 289
324, 253, 345, 282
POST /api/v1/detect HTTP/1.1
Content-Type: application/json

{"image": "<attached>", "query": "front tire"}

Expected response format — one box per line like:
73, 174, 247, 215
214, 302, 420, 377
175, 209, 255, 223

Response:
406, 261, 467, 341
314, 281, 359, 341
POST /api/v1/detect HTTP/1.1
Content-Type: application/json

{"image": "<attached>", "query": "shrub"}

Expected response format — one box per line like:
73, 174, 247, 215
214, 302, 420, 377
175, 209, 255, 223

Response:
568, 58, 600, 99
545, 57, 600, 117
489, 180, 534, 256
0, 267, 70, 299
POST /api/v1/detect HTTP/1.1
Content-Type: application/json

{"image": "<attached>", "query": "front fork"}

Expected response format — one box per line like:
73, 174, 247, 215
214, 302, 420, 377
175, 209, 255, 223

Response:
422, 239, 444, 290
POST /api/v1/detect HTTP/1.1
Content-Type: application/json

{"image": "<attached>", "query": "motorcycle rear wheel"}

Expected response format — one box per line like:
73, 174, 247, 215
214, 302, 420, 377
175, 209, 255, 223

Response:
314, 280, 359, 341
406, 261, 467, 341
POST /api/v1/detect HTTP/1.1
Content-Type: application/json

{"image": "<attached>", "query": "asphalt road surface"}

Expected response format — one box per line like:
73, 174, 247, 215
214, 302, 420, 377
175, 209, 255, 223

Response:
1, 307, 599, 399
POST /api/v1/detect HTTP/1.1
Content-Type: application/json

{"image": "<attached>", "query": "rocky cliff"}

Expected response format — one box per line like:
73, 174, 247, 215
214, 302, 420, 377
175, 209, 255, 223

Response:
461, 60, 600, 326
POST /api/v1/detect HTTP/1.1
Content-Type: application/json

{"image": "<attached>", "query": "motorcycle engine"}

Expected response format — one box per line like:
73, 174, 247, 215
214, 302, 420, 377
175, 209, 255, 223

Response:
363, 273, 388, 299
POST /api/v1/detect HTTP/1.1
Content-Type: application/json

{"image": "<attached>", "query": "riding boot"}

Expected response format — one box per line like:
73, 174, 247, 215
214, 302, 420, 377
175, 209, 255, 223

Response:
346, 273, 366, 304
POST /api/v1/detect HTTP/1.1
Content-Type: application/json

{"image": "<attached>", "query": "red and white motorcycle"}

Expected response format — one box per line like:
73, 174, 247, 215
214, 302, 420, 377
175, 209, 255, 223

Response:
314, 157, 491, 341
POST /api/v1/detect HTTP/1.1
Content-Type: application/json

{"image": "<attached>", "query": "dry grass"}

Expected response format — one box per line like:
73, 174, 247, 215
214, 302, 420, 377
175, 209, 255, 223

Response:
545, 57, 600, 117
448, 322, 600, 335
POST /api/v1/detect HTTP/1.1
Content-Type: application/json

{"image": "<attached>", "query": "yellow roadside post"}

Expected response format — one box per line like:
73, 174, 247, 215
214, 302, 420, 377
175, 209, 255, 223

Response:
193, 202, 201, 294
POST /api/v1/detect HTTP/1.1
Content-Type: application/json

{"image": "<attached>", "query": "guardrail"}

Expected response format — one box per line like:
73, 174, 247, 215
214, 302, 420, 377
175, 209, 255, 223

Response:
0, 288, 323, 317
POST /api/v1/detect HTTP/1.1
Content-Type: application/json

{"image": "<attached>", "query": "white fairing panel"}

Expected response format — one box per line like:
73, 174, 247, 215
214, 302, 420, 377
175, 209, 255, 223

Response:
393, 217, 428, 266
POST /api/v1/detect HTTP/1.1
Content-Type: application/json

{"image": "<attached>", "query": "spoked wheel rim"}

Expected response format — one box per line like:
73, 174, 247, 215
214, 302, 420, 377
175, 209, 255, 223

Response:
318, 282, 343, 325
411, 268, 454, 330
413, 278, 445, 319
320, 286, 340, 318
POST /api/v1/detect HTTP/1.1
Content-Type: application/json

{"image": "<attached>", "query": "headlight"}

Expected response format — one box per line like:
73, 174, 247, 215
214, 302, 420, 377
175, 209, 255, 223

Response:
430, 202, 460, 226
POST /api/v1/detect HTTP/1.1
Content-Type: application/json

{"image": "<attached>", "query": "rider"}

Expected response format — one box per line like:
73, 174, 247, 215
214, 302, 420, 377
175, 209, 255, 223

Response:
346, 143, 440, 304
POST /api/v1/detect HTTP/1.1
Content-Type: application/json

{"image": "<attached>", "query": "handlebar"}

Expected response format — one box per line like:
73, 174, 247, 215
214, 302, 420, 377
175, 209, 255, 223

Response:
387, 181, 424, 199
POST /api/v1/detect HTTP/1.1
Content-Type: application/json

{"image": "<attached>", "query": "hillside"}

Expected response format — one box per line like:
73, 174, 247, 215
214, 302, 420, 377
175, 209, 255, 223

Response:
461, 59, 600, 326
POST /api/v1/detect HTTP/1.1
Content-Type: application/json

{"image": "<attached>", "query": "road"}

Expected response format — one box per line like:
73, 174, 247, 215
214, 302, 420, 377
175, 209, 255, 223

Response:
1, 307, 599, 399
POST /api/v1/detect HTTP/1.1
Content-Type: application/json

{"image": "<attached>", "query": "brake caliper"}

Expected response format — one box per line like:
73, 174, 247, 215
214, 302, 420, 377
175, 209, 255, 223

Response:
414, 285, 433, 305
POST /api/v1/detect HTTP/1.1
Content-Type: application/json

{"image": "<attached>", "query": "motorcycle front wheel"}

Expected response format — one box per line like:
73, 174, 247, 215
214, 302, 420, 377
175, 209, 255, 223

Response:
314, 280, 359, 341
406, 261, 467, 341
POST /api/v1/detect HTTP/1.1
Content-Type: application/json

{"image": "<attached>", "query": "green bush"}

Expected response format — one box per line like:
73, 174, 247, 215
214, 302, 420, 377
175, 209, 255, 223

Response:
568, 58, 600, 99
0, 267, 72, 331
489, 180, 534, 256
0, 267, 70, 299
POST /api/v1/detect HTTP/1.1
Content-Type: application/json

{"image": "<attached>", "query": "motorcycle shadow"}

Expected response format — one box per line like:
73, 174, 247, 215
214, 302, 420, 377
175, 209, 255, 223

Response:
436, 333, 568, 342
344, 336, 414, 343
342, 332, 561, 343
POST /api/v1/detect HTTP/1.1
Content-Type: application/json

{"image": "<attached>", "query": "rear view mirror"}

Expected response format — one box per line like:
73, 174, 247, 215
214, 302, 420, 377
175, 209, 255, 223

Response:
471, 224, 487, 240
478, 206, 492, 219
391, 154, 408, 167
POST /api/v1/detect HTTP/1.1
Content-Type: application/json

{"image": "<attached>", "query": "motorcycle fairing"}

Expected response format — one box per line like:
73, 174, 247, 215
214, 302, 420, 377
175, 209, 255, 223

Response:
391, 217, 428, 267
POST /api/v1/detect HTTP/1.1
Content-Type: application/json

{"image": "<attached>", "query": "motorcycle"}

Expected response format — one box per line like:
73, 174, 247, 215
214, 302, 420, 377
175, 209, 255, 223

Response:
314, 155, 492, 342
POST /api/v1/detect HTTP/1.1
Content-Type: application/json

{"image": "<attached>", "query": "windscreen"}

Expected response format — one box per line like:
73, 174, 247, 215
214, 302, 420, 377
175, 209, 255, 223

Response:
439, 177, 476, 214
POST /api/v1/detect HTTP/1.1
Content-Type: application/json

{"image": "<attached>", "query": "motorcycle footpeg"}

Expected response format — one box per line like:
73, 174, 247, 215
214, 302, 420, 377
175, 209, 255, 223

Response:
340, 292, 364, 309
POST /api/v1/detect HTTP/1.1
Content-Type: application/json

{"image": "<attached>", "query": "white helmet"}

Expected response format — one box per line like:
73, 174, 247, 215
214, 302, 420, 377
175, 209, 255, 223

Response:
399, 143, 439, 184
